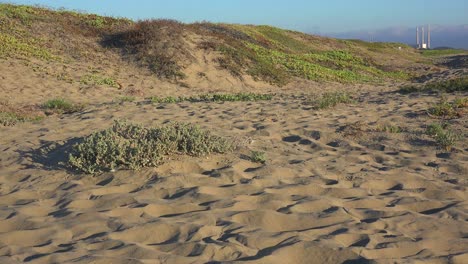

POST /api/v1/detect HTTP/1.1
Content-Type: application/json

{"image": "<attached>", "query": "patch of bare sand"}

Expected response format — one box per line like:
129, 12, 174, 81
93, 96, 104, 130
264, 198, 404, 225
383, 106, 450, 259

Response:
0, 79, 467, 263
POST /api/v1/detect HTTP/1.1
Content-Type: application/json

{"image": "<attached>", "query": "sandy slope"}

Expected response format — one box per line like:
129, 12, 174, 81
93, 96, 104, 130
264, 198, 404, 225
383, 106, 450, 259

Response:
0, 79, 467, 263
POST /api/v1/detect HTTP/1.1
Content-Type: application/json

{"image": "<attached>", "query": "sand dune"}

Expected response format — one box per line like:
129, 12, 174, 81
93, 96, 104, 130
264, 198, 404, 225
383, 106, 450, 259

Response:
1, 80, 467, 263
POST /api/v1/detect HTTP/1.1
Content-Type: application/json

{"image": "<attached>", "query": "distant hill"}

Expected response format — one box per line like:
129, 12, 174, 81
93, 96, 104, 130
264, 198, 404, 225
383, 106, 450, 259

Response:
0, 4, 435, 87
326, 25, 468, 50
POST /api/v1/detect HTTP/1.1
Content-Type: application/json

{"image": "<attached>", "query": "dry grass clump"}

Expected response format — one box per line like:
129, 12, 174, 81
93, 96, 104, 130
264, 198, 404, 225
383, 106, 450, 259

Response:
103, 19, 190, 80
68, 120, 234, 174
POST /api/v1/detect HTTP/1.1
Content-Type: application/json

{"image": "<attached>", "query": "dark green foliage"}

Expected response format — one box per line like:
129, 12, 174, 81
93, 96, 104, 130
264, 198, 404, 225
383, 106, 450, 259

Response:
68, 120, 233, 174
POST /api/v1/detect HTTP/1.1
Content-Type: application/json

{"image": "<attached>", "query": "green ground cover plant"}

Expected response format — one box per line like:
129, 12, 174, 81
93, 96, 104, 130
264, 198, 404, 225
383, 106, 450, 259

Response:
0, 33, 59, 61
68, 120, 233, 174
421, 49, 468, 57
80, 74, 119, 87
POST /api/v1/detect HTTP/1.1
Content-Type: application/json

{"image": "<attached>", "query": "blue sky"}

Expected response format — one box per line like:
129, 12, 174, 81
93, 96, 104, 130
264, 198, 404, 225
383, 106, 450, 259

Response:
2, 0, 467, 33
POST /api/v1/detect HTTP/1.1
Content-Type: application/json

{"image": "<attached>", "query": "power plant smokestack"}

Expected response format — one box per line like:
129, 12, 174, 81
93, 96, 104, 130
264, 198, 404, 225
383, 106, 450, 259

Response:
428, 24, 431, 49
422, 26, 425, 48
415, 25, 431, 49
416, 27, 420, 48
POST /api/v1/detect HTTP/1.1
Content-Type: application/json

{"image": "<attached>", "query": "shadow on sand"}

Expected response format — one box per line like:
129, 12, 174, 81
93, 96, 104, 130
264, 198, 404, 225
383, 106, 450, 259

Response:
17, 137, 82, 172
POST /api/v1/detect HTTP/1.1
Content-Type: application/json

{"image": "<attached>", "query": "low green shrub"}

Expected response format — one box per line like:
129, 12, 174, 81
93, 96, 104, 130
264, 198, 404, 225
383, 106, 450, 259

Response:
68, 120, 234, 174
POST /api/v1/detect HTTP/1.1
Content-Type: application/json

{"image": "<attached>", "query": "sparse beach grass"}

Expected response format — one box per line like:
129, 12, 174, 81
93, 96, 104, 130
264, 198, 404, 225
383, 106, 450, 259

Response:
42, 98, 84, 114
149, 93, 274, 104
308, 91, 355, 109
426, 123, 459, 151
428, 97, 467, 119
0, 101, 44, 126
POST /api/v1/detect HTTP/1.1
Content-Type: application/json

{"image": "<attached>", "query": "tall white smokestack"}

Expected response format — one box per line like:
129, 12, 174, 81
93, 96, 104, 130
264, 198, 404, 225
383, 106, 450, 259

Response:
428, 24, 431, 49
422, 26, 426, 48
416, 27, 420, 48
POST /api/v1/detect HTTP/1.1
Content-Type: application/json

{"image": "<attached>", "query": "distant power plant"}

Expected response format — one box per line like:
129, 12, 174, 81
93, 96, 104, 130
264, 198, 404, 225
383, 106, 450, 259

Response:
416, 25, 431, 49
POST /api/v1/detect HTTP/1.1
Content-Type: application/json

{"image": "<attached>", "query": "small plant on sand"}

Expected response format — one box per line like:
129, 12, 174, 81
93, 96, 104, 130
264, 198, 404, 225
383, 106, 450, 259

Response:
428, 97, 466, 119
426, 123, 459, 151
42, 98, 84, 114
117, 96, 136, 103
310, 91, 355, 109
375, 123, 402, 133
249, 151, 266, 164
68, 120, 234, 174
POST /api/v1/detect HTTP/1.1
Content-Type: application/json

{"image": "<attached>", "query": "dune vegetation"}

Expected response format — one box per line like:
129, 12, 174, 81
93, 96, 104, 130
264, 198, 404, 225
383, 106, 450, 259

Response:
1, 3, 425, 86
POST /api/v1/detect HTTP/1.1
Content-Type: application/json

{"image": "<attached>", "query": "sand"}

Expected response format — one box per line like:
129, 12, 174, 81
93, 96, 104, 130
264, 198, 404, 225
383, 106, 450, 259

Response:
1, 71, 467, 264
